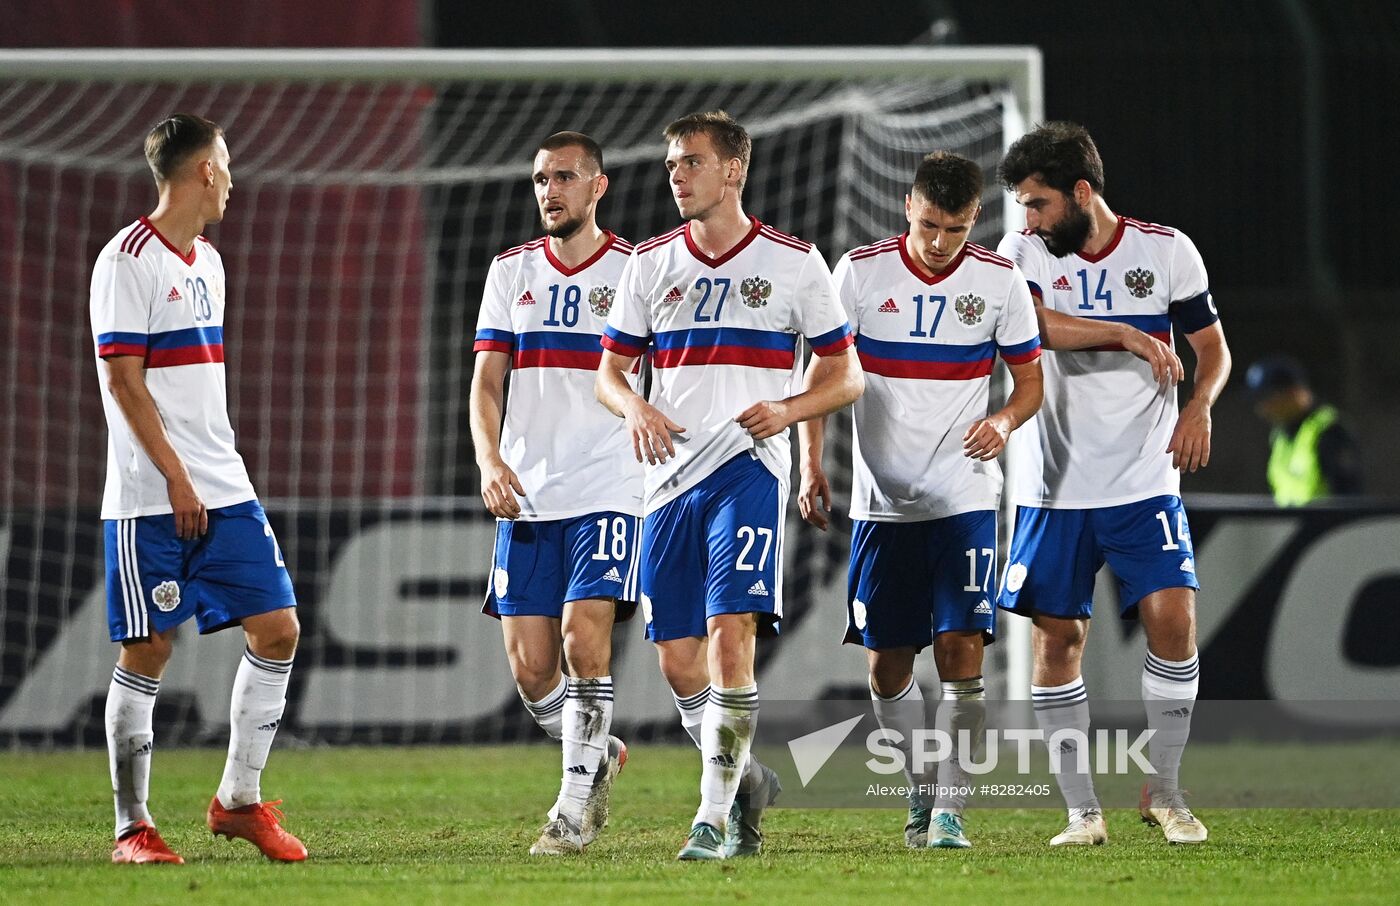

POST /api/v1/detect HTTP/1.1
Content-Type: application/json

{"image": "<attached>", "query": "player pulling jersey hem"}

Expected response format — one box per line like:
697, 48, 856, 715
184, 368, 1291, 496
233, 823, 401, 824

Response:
596, 111, 863, 861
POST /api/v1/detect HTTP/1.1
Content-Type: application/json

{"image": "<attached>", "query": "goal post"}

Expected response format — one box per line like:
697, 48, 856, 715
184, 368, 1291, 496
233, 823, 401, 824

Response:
0, 47, 1040, 747
0, 46, 1041, 114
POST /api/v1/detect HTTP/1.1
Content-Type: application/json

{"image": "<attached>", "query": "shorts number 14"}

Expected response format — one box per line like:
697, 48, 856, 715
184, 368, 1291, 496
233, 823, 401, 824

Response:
1155, 510, 1191, 551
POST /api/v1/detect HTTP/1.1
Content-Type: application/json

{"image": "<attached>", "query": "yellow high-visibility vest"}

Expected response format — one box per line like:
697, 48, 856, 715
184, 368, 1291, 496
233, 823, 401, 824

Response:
1267, 405, 1338, 507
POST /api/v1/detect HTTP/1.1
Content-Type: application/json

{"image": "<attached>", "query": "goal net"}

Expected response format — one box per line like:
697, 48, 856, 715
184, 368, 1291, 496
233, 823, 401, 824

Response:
0, 48, 1039, 747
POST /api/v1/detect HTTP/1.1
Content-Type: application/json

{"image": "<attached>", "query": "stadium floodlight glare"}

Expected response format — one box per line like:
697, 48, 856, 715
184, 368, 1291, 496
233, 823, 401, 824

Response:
0, 47, 1040, 747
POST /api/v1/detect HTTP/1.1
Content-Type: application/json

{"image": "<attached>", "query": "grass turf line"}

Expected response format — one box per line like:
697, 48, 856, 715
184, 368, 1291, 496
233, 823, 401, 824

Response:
1, 745, 1397, 904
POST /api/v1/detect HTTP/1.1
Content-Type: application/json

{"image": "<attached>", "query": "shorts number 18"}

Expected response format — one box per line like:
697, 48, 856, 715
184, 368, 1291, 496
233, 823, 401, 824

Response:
591, 517, 629, 561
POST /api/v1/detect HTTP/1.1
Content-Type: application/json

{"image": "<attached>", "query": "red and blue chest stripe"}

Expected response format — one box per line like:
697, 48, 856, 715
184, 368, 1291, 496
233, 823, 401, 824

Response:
602, 323, 852, 367
856, 332, 1040, 379
652, 326, 797, 369
474, 328, 606, 370
1077, 313, 1172, 351
97, 326, 225, 368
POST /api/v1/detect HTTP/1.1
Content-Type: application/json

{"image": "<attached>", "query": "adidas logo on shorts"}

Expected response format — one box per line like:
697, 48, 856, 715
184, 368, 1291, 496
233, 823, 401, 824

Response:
1180, 557, 1195, 573
747, 580, 768, 597
602, 566, 623, 583
973, 598, 993, 615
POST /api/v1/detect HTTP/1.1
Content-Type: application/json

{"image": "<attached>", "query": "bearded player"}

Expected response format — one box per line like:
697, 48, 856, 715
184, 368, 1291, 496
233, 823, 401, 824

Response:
470, 132, 641, 855
996, 122, 1231, 846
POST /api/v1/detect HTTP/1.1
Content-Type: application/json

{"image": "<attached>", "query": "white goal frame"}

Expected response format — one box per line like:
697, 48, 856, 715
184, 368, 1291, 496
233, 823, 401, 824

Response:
1, 45, 1042, 700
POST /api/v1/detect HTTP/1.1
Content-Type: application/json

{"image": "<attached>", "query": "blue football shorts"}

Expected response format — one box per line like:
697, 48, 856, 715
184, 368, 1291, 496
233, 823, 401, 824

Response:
104, 499, 296, 642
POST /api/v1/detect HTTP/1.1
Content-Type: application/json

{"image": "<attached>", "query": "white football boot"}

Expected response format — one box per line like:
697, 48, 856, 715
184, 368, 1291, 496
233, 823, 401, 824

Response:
1140, 785, 1208, 844
1049, 807, 1108, 846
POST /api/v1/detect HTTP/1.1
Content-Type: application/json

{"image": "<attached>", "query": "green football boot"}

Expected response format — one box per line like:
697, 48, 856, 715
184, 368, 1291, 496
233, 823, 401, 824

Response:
904, 805, 933, 848
926, 811, 972, 849
676, 822, 726, 861
723, 762, 782, 858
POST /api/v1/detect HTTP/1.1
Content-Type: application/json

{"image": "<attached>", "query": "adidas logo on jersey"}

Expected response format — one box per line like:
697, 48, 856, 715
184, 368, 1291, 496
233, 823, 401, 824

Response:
973, 599, 993, 615
517, 290, 536, 306
166, 286, 183, 303
661, 286, 685, 305
747, 579, 769, 597
877, 297, 900, 313
1051, 275, 1072, 292
602, 566, 623, 583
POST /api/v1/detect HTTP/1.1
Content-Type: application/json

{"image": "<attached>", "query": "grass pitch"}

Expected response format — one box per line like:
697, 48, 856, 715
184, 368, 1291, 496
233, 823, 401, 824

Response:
2, 745, 1397, 904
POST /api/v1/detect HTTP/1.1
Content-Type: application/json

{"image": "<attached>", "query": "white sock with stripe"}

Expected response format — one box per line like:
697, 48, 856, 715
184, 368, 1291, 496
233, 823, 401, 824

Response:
1142, 651, 1200, 795
695, 684, 759, 830
557, 676, 614, 824
869, 676, 932, 806
934, 676, 986, 815
1032, 677, 1100, 811
217, 647, 292, 809
106, 665, 159, 837
521, 675, 567, 741
673, 685, 710, 748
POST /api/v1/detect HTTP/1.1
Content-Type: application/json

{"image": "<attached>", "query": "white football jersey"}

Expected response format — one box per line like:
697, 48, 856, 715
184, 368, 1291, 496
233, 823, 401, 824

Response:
474, 232, 643, 520
90, 218, 256, 519
603, 217, 854, 512
999, 216, 1217, 509
835, 237, 1041, 522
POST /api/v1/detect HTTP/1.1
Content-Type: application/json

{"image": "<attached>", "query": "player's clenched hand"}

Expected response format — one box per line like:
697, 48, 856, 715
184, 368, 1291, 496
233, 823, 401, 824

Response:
963, 413, 1012, 461
1168, 399, 1212, 472
623, 397, 685, 464
479, 458, 526, 519
799, 465, 832, 531
736, 400, 793, 441
167, 472, 207, 540
1121, 328, 1184, 389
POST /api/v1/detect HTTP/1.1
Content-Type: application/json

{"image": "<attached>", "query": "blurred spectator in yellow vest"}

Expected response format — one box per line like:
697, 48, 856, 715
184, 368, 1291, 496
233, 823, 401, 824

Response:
1245, 356, 1362, 506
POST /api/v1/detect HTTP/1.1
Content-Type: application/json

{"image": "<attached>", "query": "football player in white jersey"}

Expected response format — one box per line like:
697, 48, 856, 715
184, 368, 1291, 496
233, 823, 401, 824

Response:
596, 111, 863, 860
91, 115, 305, 864
995, 122, 1231, 846
469, 132, 642, 855
800, 151, 1043, 850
